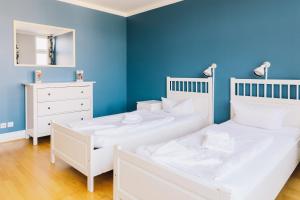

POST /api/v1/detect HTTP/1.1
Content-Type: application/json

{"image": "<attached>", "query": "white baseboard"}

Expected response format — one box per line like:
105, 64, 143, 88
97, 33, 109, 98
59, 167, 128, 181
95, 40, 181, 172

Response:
0, 130, 26, 143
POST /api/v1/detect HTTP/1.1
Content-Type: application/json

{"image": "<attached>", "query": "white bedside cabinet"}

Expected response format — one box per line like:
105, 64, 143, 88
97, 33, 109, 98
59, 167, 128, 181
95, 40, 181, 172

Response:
137, 100, 162, 111
24, 81, 95, 145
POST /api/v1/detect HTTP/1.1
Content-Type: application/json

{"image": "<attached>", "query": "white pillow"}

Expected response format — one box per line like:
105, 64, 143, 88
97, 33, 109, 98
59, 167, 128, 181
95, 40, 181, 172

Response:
232, 101, 287, 130
161, 97, 178, 112
162, 97, 195, 116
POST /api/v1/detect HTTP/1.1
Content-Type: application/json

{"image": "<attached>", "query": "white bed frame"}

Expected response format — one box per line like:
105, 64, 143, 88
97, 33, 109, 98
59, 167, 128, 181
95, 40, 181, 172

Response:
50, 76, 214, 192
114, 78, 300, 200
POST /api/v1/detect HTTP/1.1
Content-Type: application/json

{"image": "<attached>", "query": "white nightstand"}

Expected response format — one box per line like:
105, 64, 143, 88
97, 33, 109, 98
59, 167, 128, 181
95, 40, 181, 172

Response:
137, 100, 162, 111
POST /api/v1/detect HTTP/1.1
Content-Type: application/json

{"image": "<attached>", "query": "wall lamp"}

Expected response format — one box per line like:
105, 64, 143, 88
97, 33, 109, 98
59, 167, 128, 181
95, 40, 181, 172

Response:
203, 63, 217, 77
254, 61, 271, 80
203, 63, 217, 123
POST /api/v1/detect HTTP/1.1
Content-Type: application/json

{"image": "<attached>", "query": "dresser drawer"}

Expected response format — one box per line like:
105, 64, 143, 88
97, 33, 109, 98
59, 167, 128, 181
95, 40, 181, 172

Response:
37, 111, 91, 134
38, 99, 90, 116
37, 86, 90, 102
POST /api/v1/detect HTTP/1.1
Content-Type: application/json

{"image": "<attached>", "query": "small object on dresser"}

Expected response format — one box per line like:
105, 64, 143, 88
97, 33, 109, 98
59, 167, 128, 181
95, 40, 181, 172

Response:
76, 70, 84, 82
34, 70, 42, 83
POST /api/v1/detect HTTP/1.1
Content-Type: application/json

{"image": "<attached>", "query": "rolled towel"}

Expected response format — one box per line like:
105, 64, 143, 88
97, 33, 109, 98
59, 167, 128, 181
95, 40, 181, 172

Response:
202, 129, 235, 154
122, 112, 143, 124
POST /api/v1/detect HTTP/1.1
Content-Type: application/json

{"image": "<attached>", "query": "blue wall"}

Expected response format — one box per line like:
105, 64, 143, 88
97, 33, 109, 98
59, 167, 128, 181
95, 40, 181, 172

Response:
127, 0, 300, 123
2, 0, 300, 134
0, 0, 127, 134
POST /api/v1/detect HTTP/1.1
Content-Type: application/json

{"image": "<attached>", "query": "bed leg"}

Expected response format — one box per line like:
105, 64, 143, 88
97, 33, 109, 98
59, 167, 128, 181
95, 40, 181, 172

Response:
113, 171, 119, 200
87, 176, 94, 192
50, 150, 55, 164
33, 137, 38, 146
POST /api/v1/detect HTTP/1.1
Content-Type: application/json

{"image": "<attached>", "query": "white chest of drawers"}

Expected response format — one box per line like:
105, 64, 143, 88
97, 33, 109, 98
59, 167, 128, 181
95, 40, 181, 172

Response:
24, 82, 94, 145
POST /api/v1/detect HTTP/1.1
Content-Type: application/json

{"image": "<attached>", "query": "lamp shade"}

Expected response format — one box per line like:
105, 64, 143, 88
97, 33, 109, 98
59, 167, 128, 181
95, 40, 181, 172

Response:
254, 66, 265, 77
203, 68, 213, 77
253, 62, 271, 77
203, 63, 217, 77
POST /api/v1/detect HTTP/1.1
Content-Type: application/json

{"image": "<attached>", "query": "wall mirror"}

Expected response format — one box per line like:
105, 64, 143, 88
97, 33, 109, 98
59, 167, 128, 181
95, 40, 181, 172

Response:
14, 20, 76, 67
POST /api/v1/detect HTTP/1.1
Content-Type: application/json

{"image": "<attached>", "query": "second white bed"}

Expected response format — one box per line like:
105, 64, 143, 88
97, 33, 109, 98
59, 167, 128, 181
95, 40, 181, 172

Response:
114, 78, 300, 200
135, 120, 300, 200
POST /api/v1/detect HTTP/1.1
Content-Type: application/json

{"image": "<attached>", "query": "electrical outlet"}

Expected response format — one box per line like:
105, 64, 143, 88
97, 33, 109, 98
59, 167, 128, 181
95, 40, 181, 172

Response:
7, 121, 14, 128
0, 123, 7, 129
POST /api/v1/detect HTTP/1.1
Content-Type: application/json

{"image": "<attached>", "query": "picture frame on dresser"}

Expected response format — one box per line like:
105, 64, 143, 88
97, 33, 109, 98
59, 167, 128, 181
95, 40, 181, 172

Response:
24, 81, 95, 145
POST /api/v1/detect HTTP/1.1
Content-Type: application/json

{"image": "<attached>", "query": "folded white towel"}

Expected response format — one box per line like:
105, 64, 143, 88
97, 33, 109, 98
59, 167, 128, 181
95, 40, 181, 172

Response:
148, 141, 223, 167
202, 129, 235, 154
122, 112, 143, 124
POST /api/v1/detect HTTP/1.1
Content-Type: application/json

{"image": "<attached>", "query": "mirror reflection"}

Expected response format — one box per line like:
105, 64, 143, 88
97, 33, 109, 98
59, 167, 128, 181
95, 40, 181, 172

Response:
14, 20, 75, 67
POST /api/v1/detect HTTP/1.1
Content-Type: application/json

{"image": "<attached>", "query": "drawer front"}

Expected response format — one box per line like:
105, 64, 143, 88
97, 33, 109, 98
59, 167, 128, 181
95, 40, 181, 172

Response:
37, 86, 90, 102
38, 99, 90, 116
37, 111, 91, 134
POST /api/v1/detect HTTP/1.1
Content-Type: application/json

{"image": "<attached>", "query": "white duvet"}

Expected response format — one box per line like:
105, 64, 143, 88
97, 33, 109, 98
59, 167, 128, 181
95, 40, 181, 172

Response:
136, 122, 276, 181
68, 110, 177, 147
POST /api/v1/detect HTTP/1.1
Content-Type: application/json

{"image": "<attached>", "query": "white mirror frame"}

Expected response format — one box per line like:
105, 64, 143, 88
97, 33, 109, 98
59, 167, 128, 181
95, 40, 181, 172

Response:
13, 20, 76, 68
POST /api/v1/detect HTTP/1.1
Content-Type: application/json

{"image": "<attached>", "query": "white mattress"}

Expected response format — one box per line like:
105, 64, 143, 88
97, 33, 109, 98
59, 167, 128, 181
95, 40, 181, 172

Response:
68, 110, 207, 148
136, 121, 300, 200
218, 121, 300, 200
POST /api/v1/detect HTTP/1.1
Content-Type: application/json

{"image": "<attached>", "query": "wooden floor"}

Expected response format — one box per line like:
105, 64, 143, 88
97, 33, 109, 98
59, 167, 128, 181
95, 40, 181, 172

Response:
0, 137, 300, 200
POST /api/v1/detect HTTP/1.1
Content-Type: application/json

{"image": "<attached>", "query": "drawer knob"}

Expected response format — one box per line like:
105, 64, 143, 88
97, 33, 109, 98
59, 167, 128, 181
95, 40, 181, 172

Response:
81, 91, 84, 94
48, 93, 51, 96
48, 123, 51, 126
81, 103, 84, 106
48, 107, 51, 110
81, 117, 84, 121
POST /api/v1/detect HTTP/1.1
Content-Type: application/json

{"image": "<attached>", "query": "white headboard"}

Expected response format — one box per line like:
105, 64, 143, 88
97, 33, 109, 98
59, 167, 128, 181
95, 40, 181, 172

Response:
231, 78, 300, 128
166, 77, 214, 124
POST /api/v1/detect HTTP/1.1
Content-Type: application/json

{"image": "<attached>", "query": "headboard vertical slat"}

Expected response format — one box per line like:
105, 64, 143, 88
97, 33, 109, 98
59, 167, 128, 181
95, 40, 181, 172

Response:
272, 84, 275, 98
280, 84, 282, 98
166, 77, 170, 97
297, 85, 299, 100
206, 82, 209, 93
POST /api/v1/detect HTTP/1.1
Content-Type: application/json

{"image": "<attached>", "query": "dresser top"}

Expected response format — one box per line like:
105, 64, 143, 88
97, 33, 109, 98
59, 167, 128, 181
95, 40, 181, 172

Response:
23, 81, 95, 88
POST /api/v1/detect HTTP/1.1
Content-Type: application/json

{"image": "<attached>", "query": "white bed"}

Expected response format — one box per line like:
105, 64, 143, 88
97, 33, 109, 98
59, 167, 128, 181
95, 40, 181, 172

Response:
66, 110, 206, 149
114, 78, 300, 200
50, 76, 214, 192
